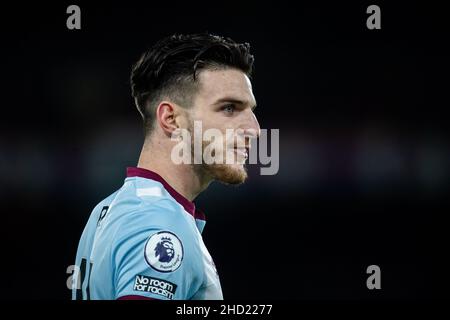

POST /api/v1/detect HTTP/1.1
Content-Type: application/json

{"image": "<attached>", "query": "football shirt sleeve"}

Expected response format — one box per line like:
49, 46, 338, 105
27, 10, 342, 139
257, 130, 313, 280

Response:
112, 209, 202, 300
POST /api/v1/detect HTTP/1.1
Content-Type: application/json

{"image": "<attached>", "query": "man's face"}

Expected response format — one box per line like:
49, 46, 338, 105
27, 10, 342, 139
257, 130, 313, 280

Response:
187, 68, 260, 184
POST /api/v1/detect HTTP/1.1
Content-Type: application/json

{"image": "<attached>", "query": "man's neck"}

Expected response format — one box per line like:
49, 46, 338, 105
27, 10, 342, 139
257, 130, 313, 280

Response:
137, 139, 210, 201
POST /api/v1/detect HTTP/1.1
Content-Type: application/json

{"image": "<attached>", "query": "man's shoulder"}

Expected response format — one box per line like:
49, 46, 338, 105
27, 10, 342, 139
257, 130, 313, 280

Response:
110, 199, 198, 265
120, 198, 188, 228
99, 177, 183, 220
116, 179, 188, 222
93, 177, 196, 245
111, 190, 195, 241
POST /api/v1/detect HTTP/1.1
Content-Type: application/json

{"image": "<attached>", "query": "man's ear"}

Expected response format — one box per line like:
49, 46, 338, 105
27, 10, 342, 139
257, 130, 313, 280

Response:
156, 101, 178, 136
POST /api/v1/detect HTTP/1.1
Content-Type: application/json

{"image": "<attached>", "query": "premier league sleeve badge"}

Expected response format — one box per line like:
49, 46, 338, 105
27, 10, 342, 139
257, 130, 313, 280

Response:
144, 231, 184, 273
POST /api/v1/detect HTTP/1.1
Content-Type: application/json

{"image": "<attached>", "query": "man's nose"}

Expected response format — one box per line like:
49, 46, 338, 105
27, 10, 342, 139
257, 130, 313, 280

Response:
243, 110, 261, 139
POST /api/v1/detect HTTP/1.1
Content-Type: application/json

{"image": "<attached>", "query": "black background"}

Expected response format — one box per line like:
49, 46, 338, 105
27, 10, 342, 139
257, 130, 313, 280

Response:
0, 1, 448, 300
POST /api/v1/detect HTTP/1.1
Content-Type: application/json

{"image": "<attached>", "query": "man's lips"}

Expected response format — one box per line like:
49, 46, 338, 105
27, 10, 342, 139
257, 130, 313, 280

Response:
234, 148, 249, 159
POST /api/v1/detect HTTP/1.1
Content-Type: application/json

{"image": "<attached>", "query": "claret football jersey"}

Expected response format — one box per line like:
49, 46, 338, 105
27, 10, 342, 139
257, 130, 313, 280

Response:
72, 167, 223, 300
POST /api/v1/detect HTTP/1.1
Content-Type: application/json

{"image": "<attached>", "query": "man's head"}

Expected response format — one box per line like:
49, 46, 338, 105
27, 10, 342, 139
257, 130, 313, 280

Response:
131, 33, 260, 185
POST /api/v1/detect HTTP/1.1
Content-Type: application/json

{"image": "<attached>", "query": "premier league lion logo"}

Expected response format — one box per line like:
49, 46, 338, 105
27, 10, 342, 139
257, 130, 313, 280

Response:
145, 231, 183, 272
155, 237, 175, 263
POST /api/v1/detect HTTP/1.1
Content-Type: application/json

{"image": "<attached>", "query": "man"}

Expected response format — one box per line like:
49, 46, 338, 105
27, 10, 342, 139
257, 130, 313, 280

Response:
72, 33, 260, 300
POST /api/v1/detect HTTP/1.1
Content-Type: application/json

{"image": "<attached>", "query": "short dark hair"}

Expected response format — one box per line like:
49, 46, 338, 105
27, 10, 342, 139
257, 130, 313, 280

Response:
130, 33, 254, 134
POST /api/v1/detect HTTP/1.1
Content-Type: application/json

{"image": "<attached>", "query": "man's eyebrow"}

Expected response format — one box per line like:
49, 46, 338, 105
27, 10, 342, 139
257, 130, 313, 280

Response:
213, 97, 257, 110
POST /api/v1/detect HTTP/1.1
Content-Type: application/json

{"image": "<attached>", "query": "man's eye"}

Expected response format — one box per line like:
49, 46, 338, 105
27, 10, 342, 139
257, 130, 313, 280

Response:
223, 104, 235, 114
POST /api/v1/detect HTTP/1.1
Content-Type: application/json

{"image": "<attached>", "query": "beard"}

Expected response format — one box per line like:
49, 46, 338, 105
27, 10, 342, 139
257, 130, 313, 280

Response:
191, 133, 248, 185
201, 161, 248, 185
